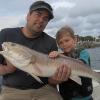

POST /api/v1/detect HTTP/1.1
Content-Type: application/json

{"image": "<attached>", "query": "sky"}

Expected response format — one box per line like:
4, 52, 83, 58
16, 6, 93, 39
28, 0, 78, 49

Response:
0, 0, 100, 38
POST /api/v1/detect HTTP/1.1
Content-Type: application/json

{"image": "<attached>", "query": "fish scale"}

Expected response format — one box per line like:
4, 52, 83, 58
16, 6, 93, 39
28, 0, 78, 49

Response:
0, 42, 100, 84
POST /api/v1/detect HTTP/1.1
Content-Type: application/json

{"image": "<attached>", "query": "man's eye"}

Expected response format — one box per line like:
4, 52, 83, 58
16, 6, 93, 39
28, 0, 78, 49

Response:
35, 11, 41, 16
35, 11, 49, 21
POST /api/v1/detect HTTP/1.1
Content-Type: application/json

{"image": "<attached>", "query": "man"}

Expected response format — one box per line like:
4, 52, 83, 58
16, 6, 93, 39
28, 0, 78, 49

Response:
0, 1, 70, 100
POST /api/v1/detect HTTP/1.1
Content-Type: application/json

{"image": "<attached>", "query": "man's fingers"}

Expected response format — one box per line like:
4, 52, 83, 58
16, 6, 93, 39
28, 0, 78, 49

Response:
53, 64, 71, 81
64, 65, 71, 81
56, 65, 63, 80
58, 64, 71, 81
50, 63, 71, 85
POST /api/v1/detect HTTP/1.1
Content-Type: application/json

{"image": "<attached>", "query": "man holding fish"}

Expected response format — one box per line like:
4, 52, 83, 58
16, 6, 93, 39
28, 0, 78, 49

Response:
0, 1, 70, 100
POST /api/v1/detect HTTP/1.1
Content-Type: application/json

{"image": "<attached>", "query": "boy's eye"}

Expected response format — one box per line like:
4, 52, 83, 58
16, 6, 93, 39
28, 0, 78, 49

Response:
59, 41, 63, 45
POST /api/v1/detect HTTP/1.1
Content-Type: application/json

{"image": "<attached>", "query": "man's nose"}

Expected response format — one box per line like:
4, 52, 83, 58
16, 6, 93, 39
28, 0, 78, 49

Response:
39, 16, 45, 22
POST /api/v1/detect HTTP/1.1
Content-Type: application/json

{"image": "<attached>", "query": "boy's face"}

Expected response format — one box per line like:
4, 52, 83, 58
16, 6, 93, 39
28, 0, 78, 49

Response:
58, 34, 76, 53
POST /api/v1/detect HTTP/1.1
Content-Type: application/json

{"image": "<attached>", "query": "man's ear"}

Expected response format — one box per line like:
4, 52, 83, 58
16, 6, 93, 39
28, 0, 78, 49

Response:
27, 12, 30, 21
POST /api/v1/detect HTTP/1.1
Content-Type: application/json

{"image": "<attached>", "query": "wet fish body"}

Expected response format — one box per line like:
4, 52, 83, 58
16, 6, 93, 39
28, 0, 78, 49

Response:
0, 42, 100, 84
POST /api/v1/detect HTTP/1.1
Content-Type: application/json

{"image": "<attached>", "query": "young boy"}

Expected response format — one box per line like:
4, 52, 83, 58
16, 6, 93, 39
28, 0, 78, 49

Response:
49, 26, 93, 100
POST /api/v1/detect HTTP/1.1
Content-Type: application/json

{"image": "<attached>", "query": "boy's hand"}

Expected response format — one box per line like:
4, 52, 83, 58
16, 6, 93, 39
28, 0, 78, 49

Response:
49, 51, 59, 58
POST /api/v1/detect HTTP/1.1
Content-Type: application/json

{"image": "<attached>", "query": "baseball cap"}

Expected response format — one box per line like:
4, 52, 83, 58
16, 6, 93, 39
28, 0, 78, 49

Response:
29, 1, 54, 20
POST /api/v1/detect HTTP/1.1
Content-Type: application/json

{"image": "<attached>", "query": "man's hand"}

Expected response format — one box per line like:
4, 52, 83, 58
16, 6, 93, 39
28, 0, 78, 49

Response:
0, 60, 16, 75
6, 60, 16, 72
48, 64, 71, 85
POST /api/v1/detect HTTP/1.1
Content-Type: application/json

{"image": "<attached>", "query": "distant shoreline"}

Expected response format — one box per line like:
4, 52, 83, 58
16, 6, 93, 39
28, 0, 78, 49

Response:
78, 41, 100, 49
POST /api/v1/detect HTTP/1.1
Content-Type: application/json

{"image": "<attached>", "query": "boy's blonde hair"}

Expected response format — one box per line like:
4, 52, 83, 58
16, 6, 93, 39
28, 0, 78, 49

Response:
56, 25, 75, 44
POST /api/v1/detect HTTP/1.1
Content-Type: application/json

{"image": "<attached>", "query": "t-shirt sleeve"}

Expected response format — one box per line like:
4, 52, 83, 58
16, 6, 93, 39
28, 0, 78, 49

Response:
79, 49, 90, 65
0, 29, 6, 64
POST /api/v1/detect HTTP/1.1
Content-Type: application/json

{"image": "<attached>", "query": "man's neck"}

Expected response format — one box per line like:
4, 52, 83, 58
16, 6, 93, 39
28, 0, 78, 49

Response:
21, 27, 41, 38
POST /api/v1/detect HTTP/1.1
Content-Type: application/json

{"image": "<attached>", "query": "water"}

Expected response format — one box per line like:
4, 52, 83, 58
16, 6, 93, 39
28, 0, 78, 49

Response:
87, 47, 100, 70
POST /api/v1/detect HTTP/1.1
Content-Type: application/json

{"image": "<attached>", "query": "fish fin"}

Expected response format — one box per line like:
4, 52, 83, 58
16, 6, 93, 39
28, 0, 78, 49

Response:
70, 75, 82, 85
30, 73, 43, 84
31, 55, 36, 63
31, 55, 43, 75
31, 63, 43, 75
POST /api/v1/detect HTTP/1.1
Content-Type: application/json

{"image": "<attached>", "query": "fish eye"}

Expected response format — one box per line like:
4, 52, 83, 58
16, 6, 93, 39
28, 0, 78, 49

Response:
11, 43, 16, 46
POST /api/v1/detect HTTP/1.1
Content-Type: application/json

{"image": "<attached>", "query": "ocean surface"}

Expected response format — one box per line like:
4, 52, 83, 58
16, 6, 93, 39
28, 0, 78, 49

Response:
87, 47, 100, 70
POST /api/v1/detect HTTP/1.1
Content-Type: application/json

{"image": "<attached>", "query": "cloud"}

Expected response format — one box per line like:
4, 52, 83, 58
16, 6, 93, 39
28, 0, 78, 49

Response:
68, 0, 100, 17
45, 0, 100, 37
0, 15, 25, 30
0, 0, 100, 37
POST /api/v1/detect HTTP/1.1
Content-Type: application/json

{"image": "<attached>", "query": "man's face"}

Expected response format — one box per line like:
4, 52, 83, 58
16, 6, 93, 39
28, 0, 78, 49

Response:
27, 9, 50, 34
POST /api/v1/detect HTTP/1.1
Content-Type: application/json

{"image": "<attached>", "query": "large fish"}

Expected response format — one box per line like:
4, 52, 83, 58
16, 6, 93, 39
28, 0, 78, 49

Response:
0, 42, 100, 84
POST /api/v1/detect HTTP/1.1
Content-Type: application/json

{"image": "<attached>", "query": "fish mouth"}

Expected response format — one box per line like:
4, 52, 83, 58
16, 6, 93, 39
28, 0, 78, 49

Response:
2, 42, 8, 51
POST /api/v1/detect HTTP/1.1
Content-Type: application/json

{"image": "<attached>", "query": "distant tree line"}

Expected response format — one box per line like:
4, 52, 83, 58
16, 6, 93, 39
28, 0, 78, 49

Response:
79, 36, 95, 41
75, 35, 100, 42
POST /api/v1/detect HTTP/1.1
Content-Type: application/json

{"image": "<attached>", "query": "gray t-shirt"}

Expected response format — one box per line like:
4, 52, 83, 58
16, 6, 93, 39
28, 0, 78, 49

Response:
0, 27, 58, 89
